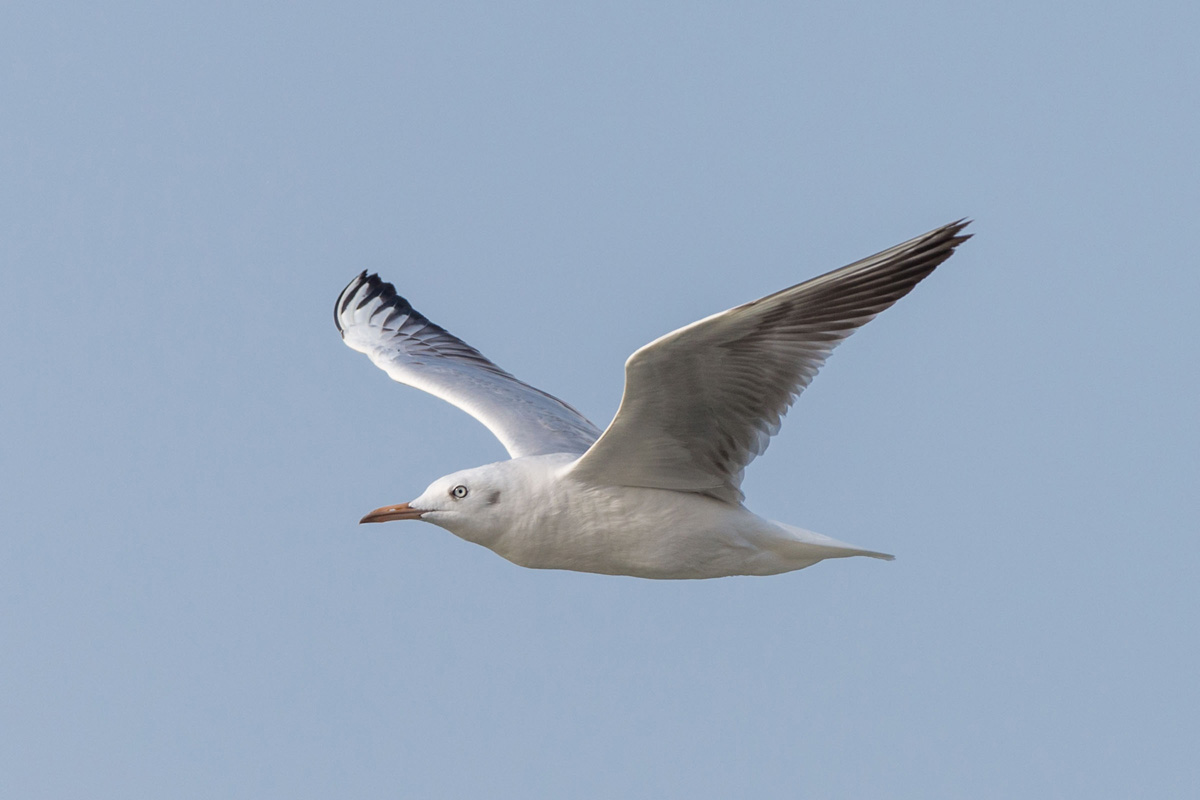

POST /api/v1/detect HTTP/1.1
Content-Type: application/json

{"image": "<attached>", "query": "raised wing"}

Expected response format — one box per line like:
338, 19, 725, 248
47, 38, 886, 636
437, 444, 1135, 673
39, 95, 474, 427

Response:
336, 272, 601, 458
568, 221, 971, 504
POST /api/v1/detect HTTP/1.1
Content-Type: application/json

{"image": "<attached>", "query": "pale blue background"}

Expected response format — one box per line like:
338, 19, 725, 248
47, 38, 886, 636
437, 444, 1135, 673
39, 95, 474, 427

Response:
2, 2, 1197, 797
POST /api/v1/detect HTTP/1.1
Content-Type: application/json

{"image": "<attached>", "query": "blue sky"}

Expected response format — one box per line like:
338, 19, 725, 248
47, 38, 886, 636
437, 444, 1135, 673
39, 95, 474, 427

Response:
2, 2, 1197, 797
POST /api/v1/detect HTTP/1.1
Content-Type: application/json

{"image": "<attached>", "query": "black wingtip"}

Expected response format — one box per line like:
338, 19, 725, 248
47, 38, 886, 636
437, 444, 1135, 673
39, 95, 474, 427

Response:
334, 271, 419, 336
943, 218, 973, 246
905, 219, 972, 268
913, 219, 973, 275
334, 271, 372, 334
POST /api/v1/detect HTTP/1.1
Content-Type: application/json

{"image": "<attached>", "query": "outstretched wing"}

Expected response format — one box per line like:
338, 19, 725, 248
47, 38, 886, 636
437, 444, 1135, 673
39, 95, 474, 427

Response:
336, 272, 601, 458
568, 220, 971, 504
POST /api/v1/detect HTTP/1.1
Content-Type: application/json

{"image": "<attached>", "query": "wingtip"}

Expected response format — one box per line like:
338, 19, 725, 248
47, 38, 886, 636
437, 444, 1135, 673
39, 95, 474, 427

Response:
334, 272, 359, 333
904, 218, 972, 267
943, 218, 973, 245
334, 271, 425, 344
334, 270, 383, 335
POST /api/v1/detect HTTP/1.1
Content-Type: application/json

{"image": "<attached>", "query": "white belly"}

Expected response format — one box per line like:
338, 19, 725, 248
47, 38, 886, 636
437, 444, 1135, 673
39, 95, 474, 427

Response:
486, 483, 808, 579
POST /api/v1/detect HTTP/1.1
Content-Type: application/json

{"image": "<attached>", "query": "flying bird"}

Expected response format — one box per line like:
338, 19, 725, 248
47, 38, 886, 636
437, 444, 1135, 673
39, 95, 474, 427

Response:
336, 221, 970, 579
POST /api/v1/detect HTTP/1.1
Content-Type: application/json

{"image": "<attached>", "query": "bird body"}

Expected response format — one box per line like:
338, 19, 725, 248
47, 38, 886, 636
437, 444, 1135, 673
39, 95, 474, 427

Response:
336, 221, 971, 579
392, 454, 891, 579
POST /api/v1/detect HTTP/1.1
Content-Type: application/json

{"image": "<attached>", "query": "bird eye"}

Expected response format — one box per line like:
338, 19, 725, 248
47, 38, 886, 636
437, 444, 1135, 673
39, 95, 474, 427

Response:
451, 485, 469, 499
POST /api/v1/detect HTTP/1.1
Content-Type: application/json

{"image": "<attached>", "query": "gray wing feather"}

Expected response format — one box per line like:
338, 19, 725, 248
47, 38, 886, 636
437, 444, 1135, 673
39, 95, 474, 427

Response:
568, 221, 971, 504
336, 273, 601, 458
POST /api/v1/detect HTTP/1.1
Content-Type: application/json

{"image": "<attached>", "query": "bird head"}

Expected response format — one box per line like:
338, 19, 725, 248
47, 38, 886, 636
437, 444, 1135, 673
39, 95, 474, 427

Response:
359, 462, 518, 546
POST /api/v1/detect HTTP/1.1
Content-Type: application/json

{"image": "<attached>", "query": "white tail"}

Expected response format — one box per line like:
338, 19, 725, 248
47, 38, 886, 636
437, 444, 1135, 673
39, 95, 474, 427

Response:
771, 521, 895, 562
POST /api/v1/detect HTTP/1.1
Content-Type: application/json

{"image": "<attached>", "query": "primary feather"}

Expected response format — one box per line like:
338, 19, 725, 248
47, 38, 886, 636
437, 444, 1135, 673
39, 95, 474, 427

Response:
567, 220, 972, 503
335, 272, 601, 458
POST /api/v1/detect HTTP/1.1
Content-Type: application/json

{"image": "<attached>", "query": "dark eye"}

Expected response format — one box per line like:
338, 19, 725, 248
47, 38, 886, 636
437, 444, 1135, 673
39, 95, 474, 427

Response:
451, 485, 469, 499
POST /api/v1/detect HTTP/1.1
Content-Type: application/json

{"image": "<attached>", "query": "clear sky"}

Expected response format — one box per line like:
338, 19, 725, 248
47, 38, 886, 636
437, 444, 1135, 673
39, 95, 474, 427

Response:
2, 2, 1197, 797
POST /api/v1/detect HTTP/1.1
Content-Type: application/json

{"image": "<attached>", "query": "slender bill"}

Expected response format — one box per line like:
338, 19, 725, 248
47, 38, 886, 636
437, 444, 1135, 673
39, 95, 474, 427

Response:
360, 502, 426, 524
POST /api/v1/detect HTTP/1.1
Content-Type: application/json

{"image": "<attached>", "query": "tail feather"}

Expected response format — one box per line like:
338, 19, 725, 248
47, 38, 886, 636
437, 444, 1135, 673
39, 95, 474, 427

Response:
771, 521, 895, 562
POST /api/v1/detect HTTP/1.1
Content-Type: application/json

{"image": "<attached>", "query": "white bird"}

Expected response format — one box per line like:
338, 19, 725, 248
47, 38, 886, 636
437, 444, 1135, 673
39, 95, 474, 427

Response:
336, 221, 970, 579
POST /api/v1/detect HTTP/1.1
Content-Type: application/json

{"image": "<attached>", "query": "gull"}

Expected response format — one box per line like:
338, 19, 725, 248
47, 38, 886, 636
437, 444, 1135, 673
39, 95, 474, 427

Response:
336, 221, 970, 579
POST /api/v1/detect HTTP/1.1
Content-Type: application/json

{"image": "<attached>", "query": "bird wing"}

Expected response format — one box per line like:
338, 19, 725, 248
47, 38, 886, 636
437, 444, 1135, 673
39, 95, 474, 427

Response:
568, 220, 971, 504
336, 272, 602, 458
